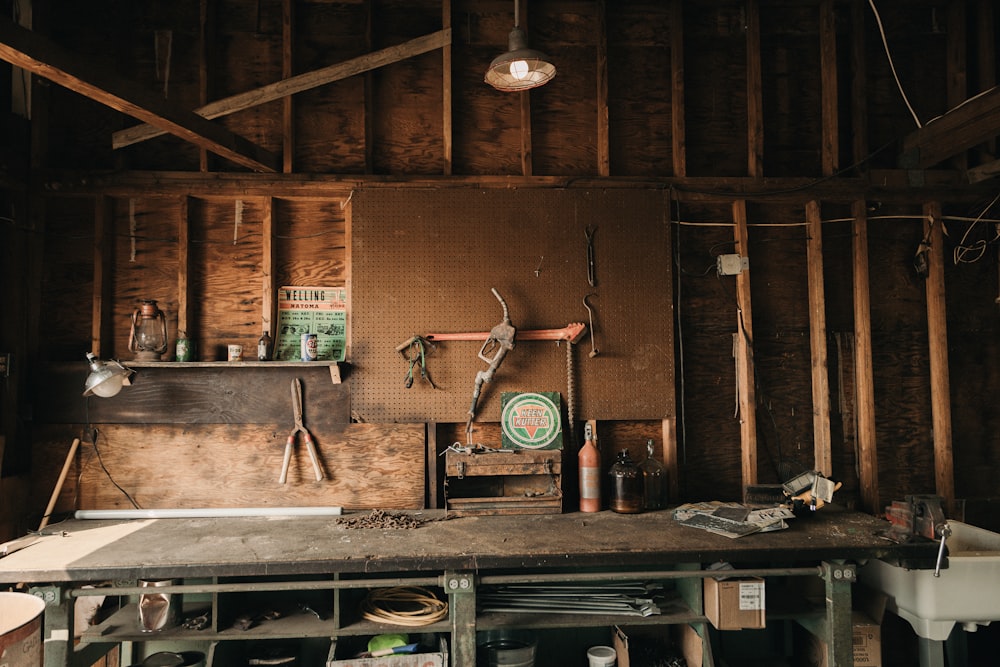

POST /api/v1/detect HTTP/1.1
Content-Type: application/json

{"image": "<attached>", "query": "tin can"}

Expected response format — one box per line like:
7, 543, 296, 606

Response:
300, 333, 318, 361
175, 333, 193, 362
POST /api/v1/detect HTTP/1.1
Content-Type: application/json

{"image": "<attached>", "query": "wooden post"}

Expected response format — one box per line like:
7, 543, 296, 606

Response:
852, 201, 879, 513
976, 0, 996, 160
92, 196, 112, 357
198, 0, 213, 171
670, 0, 687, 177
282, 0, 295, 173
177, 196, 191, 343
596, 0, 609, 177
733, 201, 757, 494
661, 417, 679, 501
518, 0, 533, 176
262, 196, 276, 338
806, 201, 832, 476
850, 0, 869, 168
441, 0, 452, 176
923, 202, 955, 514
819, 0, 838, 176
745, 0, 763, 177
946, 0, 967, 172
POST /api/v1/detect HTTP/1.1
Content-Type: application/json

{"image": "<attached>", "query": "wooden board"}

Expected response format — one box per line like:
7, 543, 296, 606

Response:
37, 364, 351, 425
31, 422, 426, 513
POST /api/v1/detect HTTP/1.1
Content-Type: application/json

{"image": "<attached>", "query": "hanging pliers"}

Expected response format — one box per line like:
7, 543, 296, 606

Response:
279, 378, 324, 483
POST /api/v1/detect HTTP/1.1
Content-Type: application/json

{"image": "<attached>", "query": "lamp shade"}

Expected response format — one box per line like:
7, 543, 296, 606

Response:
83, 353, 133, 398
485, 26, 556, 92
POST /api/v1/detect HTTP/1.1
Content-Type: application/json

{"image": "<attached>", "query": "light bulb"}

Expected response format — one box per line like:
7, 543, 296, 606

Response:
90, 374, 124, 398
510, 60, 530, 80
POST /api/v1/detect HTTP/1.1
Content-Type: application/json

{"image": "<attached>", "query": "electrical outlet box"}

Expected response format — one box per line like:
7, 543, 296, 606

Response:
717, 253, 749, 276
0, 353, 10, 377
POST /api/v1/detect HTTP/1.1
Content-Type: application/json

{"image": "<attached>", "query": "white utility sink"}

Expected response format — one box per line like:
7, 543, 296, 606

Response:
859, 521, 1000, 641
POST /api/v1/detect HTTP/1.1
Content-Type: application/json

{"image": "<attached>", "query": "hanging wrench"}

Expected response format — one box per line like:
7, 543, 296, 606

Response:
585, 226, 597, 287
583, 293, 599, 358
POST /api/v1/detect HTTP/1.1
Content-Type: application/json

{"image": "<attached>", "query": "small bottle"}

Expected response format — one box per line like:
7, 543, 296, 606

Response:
257, 331, 273, 361
578, 423, 601, 512
641, 438, 666, 510
609, 449, 643, 514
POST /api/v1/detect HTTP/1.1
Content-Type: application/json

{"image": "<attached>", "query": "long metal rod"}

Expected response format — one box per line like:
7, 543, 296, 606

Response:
74, 507, 342, 520
479, 566, 821, 586
70, 576, 441, 597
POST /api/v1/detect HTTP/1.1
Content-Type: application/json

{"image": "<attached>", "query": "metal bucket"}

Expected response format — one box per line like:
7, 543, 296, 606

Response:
0, 592, 45, 667
478, 630, 536, 667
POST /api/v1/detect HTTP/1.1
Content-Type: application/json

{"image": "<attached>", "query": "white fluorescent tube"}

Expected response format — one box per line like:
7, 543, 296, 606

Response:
74, 507, 343, 520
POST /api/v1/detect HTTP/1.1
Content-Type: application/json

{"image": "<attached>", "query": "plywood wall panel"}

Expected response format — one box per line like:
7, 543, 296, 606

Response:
111, 197, 183, 359
188, 197, 266, 358
41, 197, 97, 361
274, 197, 347, 287
31, 421, 425, 514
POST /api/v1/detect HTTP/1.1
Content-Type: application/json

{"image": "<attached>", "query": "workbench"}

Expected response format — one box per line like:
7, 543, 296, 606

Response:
0, 508, 936, 667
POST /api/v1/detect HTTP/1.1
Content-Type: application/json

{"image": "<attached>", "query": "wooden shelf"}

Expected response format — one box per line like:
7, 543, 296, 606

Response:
126, 360, 341, 368
80, 603, 449, 643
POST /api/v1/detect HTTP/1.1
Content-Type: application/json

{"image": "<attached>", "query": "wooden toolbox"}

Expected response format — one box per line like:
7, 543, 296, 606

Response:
444, 449, 563, 516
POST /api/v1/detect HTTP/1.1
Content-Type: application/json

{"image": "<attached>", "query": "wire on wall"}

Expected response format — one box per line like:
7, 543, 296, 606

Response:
867, 0, 923, 128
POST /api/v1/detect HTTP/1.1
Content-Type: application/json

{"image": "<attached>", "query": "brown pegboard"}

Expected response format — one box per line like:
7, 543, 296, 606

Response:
349, 189, 674, 426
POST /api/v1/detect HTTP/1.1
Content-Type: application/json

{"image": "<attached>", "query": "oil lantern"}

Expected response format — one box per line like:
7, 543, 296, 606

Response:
128, 299, 168, 361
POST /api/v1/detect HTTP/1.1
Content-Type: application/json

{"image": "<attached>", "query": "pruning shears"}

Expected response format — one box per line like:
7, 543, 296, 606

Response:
279, 378, 324, 483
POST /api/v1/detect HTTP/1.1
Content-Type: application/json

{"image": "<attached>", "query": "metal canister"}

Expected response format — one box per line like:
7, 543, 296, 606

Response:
300, 333, 318, 361
175, 332, 193, 362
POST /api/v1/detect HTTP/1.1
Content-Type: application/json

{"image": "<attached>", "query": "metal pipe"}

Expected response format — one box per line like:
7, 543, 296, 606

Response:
73, 507, 342, 520
70, 576, 441, 597
479, 566, 821, 586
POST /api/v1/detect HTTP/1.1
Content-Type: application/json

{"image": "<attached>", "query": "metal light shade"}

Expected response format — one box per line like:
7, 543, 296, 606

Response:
485, 26, 556, 92
83, 353, 134, 398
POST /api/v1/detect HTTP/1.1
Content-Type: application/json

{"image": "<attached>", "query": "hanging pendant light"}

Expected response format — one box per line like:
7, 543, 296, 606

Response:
485, 0, 556, 92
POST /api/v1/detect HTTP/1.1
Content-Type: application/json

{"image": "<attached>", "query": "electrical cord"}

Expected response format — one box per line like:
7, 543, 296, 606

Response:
359, 586, 448, 627
867, 0, 923, 128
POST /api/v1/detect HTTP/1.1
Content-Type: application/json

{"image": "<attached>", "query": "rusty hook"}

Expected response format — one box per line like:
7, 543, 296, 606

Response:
582, 293, 599, 358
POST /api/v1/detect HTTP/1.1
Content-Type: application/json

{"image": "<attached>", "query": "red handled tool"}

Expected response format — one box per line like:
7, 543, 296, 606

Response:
279, 378, 324, 483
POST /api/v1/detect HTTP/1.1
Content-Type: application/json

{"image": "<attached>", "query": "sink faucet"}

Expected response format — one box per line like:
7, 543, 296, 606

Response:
933, 522, 951, 577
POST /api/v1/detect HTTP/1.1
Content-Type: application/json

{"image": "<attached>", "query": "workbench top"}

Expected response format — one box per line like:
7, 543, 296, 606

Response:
0, 507, 934, 583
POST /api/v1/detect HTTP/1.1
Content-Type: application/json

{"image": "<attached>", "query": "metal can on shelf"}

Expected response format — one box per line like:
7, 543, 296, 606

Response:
300, 333, 318, 361
175, 332, 193, 362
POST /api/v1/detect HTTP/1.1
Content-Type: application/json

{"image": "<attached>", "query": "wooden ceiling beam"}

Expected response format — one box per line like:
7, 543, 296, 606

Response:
112, 28, 453, 150
0, 17, 278, 173
899, 86, 1000, 169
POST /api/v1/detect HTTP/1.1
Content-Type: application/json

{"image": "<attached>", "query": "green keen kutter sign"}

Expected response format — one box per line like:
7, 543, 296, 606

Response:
501, 392, 563, 450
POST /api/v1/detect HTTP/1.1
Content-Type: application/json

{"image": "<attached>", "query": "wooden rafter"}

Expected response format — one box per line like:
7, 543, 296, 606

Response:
112, 28, 453, 150
0, 17, 278, 173
899, 86, 1000, 169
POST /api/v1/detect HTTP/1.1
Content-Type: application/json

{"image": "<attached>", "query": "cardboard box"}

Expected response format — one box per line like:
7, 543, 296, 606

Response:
613, 625, 704, 667
326, 637, 447, 667
803, 586, 885, 667
703, 577, 766, 630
